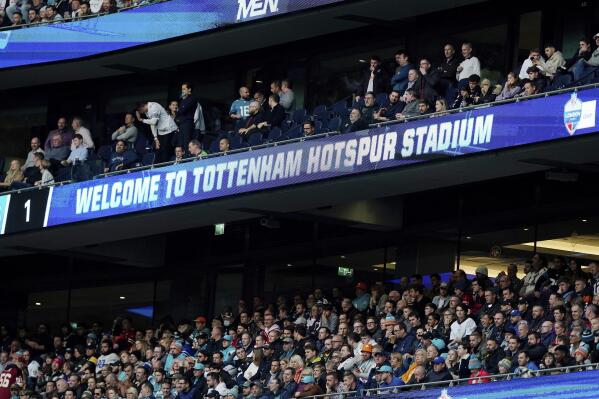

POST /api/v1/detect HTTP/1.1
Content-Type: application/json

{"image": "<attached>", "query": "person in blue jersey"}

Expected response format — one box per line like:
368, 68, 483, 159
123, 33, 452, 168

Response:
229, 87, 252, 128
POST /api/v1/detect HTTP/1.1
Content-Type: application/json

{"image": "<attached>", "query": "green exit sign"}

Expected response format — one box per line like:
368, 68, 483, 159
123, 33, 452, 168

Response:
338, 266, 353, 277
215, 223, 225, 236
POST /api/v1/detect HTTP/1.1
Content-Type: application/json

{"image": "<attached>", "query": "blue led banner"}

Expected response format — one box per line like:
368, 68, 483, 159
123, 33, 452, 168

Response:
394, 369, 599, 399
39, 89, 598, 229
0, 0, 346, 69
0, 89, 597, 235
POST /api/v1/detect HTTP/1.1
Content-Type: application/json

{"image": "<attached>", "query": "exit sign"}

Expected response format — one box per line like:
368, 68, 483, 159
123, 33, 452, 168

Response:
338, 266, 353, 277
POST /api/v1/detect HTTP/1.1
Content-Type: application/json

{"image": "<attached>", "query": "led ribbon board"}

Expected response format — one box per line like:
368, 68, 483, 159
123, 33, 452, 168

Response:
0, 0, 347, 69
0, 89, 597, 235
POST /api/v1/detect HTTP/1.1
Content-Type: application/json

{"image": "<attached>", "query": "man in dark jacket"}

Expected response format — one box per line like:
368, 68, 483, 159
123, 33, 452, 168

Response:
426, 357, 452, 383
417, 58, 441, 102
342, 109, 369, 133
437, 44, 460, 99
483, 338, 505, 374
175, 82, 198, 147
105, 141, 138, 173
356, 56, 389, 101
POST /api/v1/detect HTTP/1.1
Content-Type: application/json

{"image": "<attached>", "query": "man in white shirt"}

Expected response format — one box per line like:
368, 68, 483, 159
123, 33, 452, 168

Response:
518, 48, 545, 79
136, 101, 178, 163
71, 117, 94, 151
456, 42, 481, 86
22, 137, 44, 171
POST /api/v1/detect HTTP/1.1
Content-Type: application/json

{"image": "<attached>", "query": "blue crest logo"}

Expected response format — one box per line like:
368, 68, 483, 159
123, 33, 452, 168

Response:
564, 93, 583, 135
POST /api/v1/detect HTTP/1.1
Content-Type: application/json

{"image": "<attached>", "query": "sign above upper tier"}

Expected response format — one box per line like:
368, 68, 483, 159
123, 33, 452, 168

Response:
0, 89, 597, 236
0, 0, 347, 70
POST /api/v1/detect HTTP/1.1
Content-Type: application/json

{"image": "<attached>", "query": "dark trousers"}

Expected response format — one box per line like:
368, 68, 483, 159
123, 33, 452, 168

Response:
157, 132, 174, 164
176, 120, 194, 148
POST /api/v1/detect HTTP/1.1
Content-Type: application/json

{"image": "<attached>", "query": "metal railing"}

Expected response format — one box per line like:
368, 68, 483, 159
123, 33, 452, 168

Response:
2, 81, 598, 198
303, 362, 599, 398
0, 0, 171, 32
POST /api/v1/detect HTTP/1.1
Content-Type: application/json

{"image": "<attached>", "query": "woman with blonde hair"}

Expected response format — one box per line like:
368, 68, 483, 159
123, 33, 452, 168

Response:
289, 354, 304, 383
125, 387, 138, 399
446, 349, 459, 379
401, 348, 427, 383
0, 159, 24, 190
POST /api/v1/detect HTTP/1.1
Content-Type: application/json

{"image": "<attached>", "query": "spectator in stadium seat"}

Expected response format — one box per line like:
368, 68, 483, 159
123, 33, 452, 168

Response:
253, 91, 268, 112
11, 12, 23, 26
187, 140, 207, 159
565, 37, 592, 73
167, 100, 178, 120
572, 33, 599, 84
437, 44, 460, 99
373, 90, 404, 123
360, 92, 378, 124
111, 113, 138, 146
417, 58, 440, 102
45, 134, 70, 164
100, 0, 117, 13
516, 79, 538, 97
496, 72, 521, 101
467, 356, 490, 384
218, 138, 230, 153
71, 117, 94, 151
474, 78, 496, 104
136, 101, 178, 164
341, 109, 368, 133
391, 50, 414, 95
456, 42, 480, 88
62, 134, 88, 166
45, 117, 72, 151
104, 141, 138, 173
257, 94, 285, 130
356, 56, 389, 101
238, 101, 267, 138
280, 80, 295, 112
75, 2, 92, 19
28, 9, 41, 23
526, 66, 548, 93
537, 44, 565, 78
302, 121, 316, 137
14, 152, 44, 189
519, 48, 545, 80
22, 137, 44, 171
395, 89, 419, 120
0, 160, 24, 191
452, 86, 473, 109
175, 82, 198, 148
401, 69, 419, 101
45, 5, 64, 22
426, 357, 452, 383
171, 146, 185, 163
513, 350, 538, 378
417, 100, 431, 116
230, 87, 251, 123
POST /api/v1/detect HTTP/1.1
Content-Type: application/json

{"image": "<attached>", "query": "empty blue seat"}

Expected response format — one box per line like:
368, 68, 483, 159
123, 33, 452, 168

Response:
327, 116, 341, 132
248, 133, 263, 147
141, 153, 155, 166
315, 120, 323, 135
331, 100, 349, 121
286, 125, 302, 140
376, 92, 388, 106
97, 144, 112, 163
267, 127, 282, 142
229, 133, 244, 150
292, 109, 307, 125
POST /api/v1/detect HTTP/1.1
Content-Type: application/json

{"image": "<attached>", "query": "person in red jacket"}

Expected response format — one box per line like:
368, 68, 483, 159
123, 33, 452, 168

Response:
112, 318, 136, 351
467, 356, 490, 384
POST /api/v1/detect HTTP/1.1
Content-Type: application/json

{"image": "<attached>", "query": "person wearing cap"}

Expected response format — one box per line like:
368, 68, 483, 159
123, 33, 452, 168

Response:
364, 349, 390, 389
426, 356, 452, 383
190, 363, 207, 395
573, 346, 592, 370
352, 344, 375, 384
191, 317, 209, 340
467, 356, 490, 384
374, 364, 402, 389
293, 375, 323, 397
432, 283, 451, 310
220, 335, 235, 365
352, 282, 371, 312
279, 337, 296, 361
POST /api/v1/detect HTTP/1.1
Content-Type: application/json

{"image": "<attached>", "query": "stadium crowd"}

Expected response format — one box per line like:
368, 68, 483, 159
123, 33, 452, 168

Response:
2, 37, 599, 190
1, 257, 599, 399
0, 0, 153, 27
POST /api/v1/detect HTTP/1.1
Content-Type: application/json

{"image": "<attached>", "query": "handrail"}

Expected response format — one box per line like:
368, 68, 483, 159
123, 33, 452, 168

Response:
369, 81, 599, 128
1, 81, 597, 198
0, 179, 73, 196
0, 0, 171, 32
303, 361, 599, 398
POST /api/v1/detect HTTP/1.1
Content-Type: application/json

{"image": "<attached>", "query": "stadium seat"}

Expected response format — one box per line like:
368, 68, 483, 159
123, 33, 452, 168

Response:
292, 109, 307, 125
134, 134, 149, 155
285, 125, 302, 140
313, 105, 330, 124
97, 145, 112, 163
376, 92, 388, 106
281, 119, 295, 133
315, 120, 323, 135
327, 116, 342, 132
331, 100, 349, 121
229, 133, 244, 150
248, 133, 264, 147
141, 153, 155, 166
267, 127, 282, 142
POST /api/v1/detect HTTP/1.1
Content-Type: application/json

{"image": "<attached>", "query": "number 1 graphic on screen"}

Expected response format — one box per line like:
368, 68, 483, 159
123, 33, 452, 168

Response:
24, 199, 30, 223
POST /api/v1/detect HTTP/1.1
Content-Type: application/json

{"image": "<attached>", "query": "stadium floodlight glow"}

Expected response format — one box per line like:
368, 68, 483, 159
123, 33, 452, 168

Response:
523, 228, 529, 231
358, 59, 367, 63
119, 296, 126, 300
215, 223, 225, 235
466, 236, 472, 240
582, 219, 588, 222
35, 302, 41, 306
